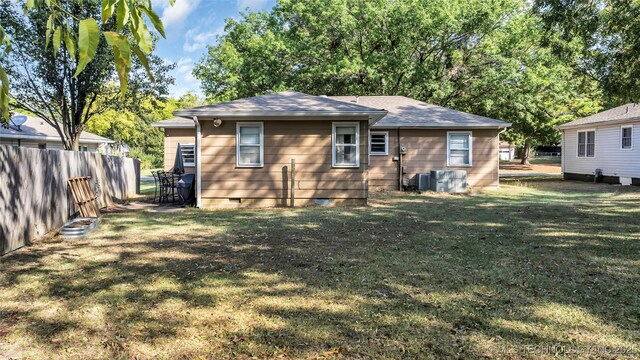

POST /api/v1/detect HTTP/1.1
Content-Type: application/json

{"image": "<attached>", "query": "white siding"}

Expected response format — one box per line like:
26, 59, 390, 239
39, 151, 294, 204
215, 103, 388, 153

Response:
562, 121, 640, 178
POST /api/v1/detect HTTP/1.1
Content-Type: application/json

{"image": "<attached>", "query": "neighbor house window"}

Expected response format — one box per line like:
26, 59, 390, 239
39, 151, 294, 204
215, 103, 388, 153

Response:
577, 130, 595, 157
80, 145, 88, 152
621, 126, 633, 150
370, 131, 388, 155
180, 144, 196, 167
447, 131, 472, 166
332, 122, 360, 167
38, 143, 46, 149
236, 122, 264, 167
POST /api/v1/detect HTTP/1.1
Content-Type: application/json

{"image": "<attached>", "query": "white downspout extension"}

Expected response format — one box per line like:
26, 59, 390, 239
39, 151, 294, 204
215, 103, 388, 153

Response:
498, 128, 507, 181
561, 130, 565, 176
193, 116, 202, 208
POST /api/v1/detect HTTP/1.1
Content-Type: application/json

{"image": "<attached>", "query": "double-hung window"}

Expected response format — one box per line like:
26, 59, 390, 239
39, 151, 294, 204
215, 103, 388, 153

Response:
447, 131, 472, 166
180, 144, 196, 167
577, 130, 595, 157
621, 126, 633, 150
236, 122, 264, 167
370, 131, 388, 155
332, 122, 360, 167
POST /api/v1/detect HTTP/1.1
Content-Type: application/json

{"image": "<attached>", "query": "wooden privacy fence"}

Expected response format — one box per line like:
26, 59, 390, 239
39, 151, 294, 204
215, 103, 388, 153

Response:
0, 145, 140, 255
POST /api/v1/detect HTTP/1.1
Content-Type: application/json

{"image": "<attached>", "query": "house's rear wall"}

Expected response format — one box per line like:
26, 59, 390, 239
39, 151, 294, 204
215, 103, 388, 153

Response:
164, 128, 196, 173
199, 119, 369, 207
369, 129, 500, 189
562, 122, 640, 178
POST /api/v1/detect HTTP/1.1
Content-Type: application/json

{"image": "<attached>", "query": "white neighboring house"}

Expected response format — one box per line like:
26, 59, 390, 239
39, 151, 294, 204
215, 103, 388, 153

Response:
499, 141, 515, 161
557, 103, 639, 185
0, 116, 114, 152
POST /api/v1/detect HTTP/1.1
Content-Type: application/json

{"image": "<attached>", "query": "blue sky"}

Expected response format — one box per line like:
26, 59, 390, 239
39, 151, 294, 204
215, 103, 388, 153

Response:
152, 0, 277, 97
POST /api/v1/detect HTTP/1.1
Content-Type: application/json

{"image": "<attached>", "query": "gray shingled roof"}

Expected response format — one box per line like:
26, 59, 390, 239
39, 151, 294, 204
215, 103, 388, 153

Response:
0, 116, 114, 143
172, 91, 387, 122
151, 117, 195, 128
556, 103, 640, 129
331, 96, 510, 129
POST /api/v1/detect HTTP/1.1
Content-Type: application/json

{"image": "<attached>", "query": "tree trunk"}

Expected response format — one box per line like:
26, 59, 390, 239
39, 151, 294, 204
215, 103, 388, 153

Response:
70, 133, 81, 151
520, 141, 531, 165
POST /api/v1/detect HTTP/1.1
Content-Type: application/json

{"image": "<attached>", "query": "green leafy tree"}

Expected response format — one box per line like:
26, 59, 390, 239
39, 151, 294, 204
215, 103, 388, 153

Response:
195, 0, 524, 102
456, 12, 602, 164
0, 0, 173, 123
85, 92, 206, 168
533, 0, 640, 105
194, 0, 601, 164
1, 0, 174, 150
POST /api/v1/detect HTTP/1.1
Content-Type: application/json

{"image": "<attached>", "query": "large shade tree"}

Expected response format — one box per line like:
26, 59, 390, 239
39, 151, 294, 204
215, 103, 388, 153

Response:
1, 0, 174, 150
194, 0, 601, 163
0, 0, 173, 126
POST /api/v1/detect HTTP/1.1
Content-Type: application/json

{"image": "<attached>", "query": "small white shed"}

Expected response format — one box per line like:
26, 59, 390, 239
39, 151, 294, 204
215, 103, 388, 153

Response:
557, 103, 640, 185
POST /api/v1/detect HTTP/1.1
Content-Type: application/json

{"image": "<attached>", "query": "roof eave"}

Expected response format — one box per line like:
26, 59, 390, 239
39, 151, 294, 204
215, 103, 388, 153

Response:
150, 122, 195, 129
372, 123, 511, 129
172, 110, 387, 121
556, 117, 640, 130
0, 133, 114, 144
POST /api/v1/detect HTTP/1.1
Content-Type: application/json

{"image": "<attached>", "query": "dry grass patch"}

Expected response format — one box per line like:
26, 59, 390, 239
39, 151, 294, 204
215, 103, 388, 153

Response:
1, 179, 639, 359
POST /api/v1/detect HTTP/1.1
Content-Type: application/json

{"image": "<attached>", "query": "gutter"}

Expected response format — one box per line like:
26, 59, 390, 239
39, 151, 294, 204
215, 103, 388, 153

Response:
150, 122, 195, 129
193, 116, 202, 209
371, 124, 512, 130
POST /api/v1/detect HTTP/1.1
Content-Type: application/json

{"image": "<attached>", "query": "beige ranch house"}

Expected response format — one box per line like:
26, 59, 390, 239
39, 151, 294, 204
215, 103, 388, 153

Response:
152, 91, 510, 208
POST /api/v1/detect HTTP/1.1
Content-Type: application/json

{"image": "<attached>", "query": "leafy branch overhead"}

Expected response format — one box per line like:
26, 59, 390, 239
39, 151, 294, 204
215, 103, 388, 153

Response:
0, 24, 10, 121
33, 0, 173, 95
0, 0, 173, 122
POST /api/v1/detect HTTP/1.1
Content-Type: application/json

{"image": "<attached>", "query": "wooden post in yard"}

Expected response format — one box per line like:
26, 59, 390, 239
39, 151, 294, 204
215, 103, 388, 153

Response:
290, 159, 295, 207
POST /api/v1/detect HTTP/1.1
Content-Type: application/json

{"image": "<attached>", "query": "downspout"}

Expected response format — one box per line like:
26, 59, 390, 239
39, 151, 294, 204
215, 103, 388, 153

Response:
397, 128, 402, 191
192, 116, 202, 208
498, 128, 507, 180
561, 130, 565, 178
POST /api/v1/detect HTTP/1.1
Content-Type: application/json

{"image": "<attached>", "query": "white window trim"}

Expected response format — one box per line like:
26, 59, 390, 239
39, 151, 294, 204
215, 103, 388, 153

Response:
447, 131, 473, 167
577, 129, 596, 158
332, 122, 360, 168
236, 122, 264, 167
621, 125, 633, 150
369, 131, 389, 156
180, 143, 196, 167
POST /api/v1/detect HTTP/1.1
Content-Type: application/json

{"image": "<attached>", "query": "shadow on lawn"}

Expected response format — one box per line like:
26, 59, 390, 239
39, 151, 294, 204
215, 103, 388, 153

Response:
1, 182, 639, 358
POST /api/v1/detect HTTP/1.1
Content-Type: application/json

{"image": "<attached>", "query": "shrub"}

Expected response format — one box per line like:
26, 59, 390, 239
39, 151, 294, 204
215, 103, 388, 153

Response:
129, 147, 163, 170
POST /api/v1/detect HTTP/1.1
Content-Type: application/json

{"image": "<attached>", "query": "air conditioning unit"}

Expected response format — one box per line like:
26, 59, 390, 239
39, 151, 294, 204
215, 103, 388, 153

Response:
430, 170, 467, 193
417, 173, 430, 191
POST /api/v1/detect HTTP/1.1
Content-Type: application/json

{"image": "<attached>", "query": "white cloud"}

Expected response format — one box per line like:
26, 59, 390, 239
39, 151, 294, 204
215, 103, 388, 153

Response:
183, 26, 224, 52
160, 0, 202, 28
173, 57, 199, 85
176, 57, 193, 73
237, 0, 268, 10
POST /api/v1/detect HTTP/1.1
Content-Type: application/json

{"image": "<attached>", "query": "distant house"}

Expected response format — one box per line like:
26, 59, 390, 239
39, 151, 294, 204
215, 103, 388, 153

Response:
499, 141, 515, 161
152, 91, 510, 208
0, 116, 113, 152
557, 104, 639, 185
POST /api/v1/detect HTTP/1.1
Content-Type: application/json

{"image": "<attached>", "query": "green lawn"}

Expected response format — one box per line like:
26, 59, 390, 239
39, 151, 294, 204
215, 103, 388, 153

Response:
140, 168, 162, 178
501, 156, 561, 165
139, 179, 156, 196
1, 179, 639, 359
